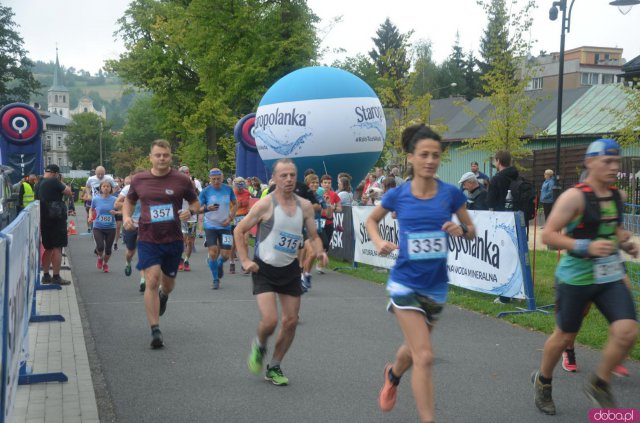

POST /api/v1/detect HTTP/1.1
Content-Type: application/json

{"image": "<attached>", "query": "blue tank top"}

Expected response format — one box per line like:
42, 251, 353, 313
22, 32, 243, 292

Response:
91, 195, 117, 230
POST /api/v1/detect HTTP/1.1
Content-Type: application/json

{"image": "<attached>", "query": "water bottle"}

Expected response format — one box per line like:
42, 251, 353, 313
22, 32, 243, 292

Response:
505, 189, 513, 210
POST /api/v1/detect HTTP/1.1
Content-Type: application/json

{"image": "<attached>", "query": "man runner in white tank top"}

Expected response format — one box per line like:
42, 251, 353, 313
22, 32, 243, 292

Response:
234, 158, 328, 386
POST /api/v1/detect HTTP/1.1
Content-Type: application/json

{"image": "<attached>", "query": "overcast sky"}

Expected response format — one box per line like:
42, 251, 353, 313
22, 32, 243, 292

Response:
6, 0, 640, 75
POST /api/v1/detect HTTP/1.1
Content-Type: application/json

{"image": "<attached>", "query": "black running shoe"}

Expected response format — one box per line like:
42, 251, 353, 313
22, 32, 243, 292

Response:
159, 290, 168, 316
150, 329, 164, 349
42, 273, 52, 284
52, 275, 71, 286
139, 281, 146, 293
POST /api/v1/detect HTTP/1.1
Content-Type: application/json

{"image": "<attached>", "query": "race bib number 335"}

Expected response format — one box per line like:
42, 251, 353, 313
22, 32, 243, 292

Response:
407, 231, 447, 261
150, 204, 174, 223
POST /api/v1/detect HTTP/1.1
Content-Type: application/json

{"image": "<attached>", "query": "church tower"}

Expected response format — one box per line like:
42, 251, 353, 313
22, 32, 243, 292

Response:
47, 48, 70, 118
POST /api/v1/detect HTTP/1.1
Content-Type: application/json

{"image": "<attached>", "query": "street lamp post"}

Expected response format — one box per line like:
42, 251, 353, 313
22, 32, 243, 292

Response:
98, 119, 103, 167
549, 0, 639, 200
428, 82, 457, 125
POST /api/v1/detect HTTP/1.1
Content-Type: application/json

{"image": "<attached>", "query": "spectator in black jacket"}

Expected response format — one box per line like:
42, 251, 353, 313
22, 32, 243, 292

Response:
487, 150, 519, 211
459, 172, 488, 210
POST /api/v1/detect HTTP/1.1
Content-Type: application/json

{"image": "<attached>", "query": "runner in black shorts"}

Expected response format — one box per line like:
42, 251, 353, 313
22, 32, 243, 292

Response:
235, 158, 327, 386
532, 139, 638, 415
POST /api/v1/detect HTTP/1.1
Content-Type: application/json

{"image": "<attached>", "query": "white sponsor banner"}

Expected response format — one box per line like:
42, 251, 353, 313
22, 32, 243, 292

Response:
352, 207, 526, 299
254, 97, 386, 159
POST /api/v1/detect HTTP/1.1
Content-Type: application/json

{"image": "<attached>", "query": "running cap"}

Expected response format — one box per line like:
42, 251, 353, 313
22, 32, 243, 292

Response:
458, 171, 477, 185
178, 165, 190, 173
209, 168, 223, 177
585, 138, 620, 158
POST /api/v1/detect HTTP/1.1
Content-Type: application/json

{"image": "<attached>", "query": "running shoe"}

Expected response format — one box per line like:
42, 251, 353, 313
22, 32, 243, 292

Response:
531, 370, 555, 415
52, 275, 71, 286
265, 365, 288, 386
183, 261, 191, 272
113, 243, 118, 251
125, 262, 132, 276
302, 274, 312, 290
178, 261, 184, 271
247, 341, 266, 375
102, 263, 110, 273
218, 262, 224, 279
561, 349, 577, 372
584, 374, 616, 408
42, 273, 52, 284
300, 277, 307, 294
150, 328, 164, 349
139, 280, 146, 293
159, 290, 169, 316
379, 363, 398, 412
96, 257, 103, 270
229, 261, 236, 274
213, 279, 220, 290
316, 265, 325, 274
612, 365, 630, 377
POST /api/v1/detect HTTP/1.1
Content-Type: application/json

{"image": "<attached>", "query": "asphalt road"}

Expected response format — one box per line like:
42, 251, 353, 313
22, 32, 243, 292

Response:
67, 210, 640, 423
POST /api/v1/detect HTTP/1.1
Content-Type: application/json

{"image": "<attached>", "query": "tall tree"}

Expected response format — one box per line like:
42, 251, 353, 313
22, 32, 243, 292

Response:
463, 51, 482, 100
463, 0, 538, 161
331, 53, 378, 90
369, 18, 413, 108
409, 39, 439, 98
0, 5, 41, 105
613, 84, 640, 147
476, 0, 514, 94
435, 32, 467, 99
66, 113, 114, 170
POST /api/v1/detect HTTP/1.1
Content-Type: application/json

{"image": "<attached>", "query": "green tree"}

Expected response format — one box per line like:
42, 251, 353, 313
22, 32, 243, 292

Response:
331, 53, 378, 89
462, 0, 538, 162
368, 18, 413, 108
117, 95, 162, 152
477, 0, 512, 83
409, 39, 439, 97
0, 5, 42, 105
66, 113, 114, 170
614, 84, 640, 147
463, 51, 482, 100
436, 32, 467, 99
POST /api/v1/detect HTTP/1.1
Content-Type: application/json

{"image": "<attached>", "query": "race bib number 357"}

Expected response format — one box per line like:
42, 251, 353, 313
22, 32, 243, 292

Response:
407, 231, 447, 261
150, 204, 174, 223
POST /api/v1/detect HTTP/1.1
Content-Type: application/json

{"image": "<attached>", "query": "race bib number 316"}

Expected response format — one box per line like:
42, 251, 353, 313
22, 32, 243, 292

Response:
407, 231, 447, 261
150, 204, 174, 223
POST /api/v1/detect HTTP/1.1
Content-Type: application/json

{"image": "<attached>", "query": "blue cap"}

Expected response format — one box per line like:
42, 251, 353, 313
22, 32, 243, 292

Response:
585, 138, 620, 158
209, 168, 222, 177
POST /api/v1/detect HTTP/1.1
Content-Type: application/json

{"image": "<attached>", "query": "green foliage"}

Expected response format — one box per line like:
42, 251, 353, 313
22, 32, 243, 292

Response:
175, 137, 209, 182
462, 0, 539, 162
117, 95, 162, 152
613, 82, 640, 147
66, 114, 115, 171
107, 0, 319, 169
331, 53, 379, 90
0, 5, 42, 105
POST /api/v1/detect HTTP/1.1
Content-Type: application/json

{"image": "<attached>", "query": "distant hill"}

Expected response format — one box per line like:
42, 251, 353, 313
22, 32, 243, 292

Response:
30, 60, 140, 130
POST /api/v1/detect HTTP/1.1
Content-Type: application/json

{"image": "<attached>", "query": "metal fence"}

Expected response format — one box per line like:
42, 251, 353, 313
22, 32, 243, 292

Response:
623, 204, 640, 310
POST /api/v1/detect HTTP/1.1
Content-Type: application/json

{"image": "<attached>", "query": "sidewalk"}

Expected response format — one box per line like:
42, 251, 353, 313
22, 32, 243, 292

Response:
12, 263, 99, 423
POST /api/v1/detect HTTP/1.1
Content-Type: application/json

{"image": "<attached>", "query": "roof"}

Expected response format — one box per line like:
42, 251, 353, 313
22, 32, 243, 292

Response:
544, 84, 632, 136
45, 114, 71, 127
49, 50, 68, 92
622, 54, 640, 73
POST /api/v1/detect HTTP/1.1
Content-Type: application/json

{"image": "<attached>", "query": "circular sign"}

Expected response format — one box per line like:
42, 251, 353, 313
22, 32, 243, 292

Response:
0, 103, 43, 144
234, 113, 257, 152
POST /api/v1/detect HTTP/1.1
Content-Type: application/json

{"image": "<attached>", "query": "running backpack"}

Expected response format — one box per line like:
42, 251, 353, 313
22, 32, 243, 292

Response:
508, 176, 536, 220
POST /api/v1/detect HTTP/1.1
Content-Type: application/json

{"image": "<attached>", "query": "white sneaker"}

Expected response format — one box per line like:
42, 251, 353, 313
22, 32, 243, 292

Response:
316, 265, 325, 274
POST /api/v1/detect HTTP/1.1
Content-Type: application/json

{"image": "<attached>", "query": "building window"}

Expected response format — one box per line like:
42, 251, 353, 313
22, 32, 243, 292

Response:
58, 158, 62, 166
602, 74, 614, 84
526, 77, 543, 91
63, 95, 66, 102
581, 72, 599, 86
84, 107, 88, 112
605, 53, 610, 61
47, 156, 52, 165
55, 95, 58, 102
594, 53, 600, 63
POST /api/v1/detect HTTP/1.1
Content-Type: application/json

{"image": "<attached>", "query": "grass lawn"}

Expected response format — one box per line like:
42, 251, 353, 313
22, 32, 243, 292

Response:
330, 250, 640, 361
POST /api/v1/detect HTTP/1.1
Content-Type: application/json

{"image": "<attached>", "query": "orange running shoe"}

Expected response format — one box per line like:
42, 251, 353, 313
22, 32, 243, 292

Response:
612, 365, 629, 377
378, 363, 398, 412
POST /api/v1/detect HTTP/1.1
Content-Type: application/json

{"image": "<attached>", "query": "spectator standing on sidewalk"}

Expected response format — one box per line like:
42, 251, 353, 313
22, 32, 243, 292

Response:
540, 169, 555, 224
37, 164, 72, 285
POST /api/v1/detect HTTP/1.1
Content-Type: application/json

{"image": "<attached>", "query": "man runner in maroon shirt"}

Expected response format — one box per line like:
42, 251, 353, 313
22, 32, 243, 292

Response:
123, 139, 200, 348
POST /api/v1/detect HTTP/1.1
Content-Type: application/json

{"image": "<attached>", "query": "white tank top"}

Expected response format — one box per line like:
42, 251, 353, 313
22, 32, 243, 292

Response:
255, 195, 304, 267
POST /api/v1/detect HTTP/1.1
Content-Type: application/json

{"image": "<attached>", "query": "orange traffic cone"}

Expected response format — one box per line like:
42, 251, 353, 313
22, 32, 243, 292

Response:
67, 219, 78, 236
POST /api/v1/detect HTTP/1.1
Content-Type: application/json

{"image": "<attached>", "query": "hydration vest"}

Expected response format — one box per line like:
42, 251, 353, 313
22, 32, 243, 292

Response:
567, 183, 623, 257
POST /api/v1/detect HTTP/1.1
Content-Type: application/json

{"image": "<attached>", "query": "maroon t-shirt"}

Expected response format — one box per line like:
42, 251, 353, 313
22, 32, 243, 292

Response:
127, 169, 198, 243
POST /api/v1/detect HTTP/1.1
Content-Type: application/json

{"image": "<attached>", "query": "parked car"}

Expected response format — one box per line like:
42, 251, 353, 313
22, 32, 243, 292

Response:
0, 165, 19, 230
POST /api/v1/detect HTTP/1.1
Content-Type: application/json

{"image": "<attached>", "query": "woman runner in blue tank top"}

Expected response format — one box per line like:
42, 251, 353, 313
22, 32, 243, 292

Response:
366, 124, 475, 423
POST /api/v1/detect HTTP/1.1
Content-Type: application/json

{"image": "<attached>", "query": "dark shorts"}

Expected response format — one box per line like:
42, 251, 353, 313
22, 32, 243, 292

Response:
205, 228, 232, 250
555, 280, 637, 333
137, 240, 184, 277
122, 228, 138, 251
252, 257, 303, 297
41, 219, 67, 249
